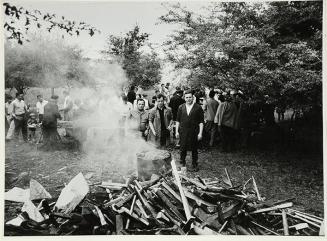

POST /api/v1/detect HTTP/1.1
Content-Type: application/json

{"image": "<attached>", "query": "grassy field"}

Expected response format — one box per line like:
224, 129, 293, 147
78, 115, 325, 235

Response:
4, 127, 324, 223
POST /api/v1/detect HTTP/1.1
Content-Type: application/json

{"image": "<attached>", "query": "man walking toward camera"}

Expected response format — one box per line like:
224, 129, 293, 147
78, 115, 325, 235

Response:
149, 94, 173, 148
128, 99, 149, 141
176, 90, 204, 172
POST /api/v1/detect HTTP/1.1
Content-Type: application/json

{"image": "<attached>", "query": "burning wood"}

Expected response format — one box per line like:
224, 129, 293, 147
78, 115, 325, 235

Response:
4, 163, 324, 236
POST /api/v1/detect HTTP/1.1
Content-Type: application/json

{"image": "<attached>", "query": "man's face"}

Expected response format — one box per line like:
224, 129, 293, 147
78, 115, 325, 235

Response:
137, 101, 145, 111
38, 96, 43, 102
185, 93, 193, 104
18, 94, 24, 101
157, 97, 164, 108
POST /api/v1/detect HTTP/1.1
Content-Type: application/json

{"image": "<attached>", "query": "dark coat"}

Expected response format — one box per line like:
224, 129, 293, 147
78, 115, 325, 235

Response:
148, 106, 173, 147
127, 91, 136, 104
177, 103, 204, 151
43, 101, 61, 128
169, 94, 185, 121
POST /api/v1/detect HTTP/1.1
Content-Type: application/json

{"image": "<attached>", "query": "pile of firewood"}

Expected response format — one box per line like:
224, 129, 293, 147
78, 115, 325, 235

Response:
5, 160, 324, 235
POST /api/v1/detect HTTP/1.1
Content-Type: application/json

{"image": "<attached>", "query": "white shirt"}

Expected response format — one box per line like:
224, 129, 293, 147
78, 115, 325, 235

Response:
12, 99, 27, 115
36, 100, 48, 115
5, 102, 13, 115
186, 102, 194, 115
64, 96, 72, 109
122, 102, 133, 117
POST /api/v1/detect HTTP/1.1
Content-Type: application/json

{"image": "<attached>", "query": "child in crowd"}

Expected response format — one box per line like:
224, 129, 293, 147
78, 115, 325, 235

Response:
27, 113, 38, 142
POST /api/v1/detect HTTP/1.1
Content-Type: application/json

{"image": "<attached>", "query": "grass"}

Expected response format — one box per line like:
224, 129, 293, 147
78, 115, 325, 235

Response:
4, 128, 324, 224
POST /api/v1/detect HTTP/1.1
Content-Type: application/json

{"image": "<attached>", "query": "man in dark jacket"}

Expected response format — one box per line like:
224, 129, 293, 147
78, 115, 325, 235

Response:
41, 95, 62, 149
169, 90, 185, 141
203, 90, 219, 147
127, 86, 136, 104
176, 90, 204, 172
169, 90, 185, 121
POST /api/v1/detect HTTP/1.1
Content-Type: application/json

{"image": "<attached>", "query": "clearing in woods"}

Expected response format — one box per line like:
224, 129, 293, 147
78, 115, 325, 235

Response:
4, 132, 324, 221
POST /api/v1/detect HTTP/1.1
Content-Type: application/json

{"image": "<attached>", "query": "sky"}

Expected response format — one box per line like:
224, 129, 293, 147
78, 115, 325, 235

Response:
7, 1, 212, 59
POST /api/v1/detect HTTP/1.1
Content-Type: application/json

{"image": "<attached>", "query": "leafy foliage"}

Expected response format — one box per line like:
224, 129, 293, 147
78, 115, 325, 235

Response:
160, 2, 322, 111
5, 36, 93, 93
103, 26, 161, 88
3, 2, 100, 45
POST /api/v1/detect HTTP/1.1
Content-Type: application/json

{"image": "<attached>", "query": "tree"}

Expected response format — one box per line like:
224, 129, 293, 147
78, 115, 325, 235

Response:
103, 26, 162, 88
5, 36, 93, 93
159, 2, 322, 112
3, 2, 100, 45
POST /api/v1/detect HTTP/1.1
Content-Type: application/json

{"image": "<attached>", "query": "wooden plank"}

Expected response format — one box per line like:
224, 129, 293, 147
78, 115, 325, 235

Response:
249, 202, 293, 214
218, 220, 228, 233
288, 209, 323, 221
125, 195, 137, 229
250, 221, 280, 235
134, 186, 157, 218
119, 207, 150, 226
179, 174, 207, 190
252, 176, 262, 201
182, 187, 216, 207
155, 189, 186, 221
171, 159, 191, 220
291, 212, 322, 224
282, 209, 289, 235
193, 222, 220, 235
287, 213, 321, 228
224, 168, 233, 187
161, 181, 182, 202
115, 215, 124, 234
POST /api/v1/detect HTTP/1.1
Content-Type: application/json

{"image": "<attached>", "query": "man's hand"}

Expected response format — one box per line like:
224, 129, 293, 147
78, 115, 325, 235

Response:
197, 134, 202, 141
144, 129, 149, 136
175, 132, 179, 139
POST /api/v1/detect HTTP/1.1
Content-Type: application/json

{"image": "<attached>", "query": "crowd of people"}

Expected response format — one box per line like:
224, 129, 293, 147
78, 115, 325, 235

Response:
123, 84, 250, 172
5, 91, 80, 149
5, 83, 281, 171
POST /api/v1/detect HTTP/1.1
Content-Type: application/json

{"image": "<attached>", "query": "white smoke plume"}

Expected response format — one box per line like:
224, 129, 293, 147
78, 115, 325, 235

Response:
65, 61, 157, 179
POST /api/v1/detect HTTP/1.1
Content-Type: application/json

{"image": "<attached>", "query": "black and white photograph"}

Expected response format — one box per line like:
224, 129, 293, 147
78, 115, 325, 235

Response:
3, 0, 325, 236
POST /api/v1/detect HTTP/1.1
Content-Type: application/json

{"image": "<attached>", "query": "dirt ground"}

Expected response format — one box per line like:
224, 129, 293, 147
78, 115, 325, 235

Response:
4, 130, 324, 222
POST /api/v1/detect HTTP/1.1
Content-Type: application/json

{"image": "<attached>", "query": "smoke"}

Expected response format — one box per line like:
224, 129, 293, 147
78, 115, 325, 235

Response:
6, 35, 157, 178
65, 60, 157, 179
